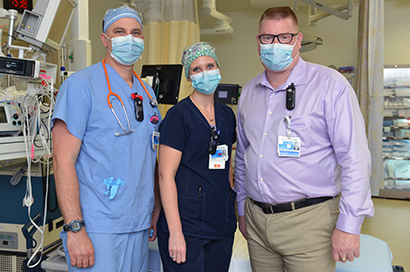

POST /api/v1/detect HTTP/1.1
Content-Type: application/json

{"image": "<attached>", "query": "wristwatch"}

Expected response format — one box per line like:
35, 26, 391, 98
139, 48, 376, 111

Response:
63, 220, 85, 232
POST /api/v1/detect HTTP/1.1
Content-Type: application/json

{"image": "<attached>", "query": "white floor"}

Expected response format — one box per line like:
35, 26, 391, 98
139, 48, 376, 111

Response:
361, 197, 410, 271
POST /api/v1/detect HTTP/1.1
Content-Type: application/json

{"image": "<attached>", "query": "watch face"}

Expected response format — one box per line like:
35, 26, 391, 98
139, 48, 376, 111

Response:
72, 221, 80, 230
65, 220, 84, 232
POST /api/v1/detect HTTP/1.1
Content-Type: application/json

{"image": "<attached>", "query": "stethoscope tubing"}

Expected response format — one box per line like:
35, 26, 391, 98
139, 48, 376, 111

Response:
102, 59, 158, 136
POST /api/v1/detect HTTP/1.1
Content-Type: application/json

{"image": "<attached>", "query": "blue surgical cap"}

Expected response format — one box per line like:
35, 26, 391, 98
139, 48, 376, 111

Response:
103, 4, 143, 33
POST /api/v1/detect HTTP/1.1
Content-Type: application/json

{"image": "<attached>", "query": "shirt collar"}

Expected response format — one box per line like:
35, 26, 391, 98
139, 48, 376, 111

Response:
257, 58, 308, 92
260, 71, 272, 90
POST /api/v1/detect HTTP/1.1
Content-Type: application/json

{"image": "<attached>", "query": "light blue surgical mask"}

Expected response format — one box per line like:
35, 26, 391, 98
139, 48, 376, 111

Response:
260, 39, 298, 71
106, 34, 144, 66
190, 69, 221, 95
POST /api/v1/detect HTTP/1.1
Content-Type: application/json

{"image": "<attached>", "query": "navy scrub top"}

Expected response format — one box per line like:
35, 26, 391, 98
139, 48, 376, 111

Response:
158, 97, 237, 239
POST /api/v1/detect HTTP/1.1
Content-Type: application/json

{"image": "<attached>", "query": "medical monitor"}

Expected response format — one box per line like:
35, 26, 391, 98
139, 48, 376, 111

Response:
141, 64, 183, 105
0, 101, 23, 136
214, 84, 240, 105
0, 56, 39, 78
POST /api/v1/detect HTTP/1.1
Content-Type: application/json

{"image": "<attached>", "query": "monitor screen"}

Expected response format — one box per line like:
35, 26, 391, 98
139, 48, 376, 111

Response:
0, 58, 25, 76
214, 84, 241, 105
141, 64, 183, 105
0, 107, 7, 123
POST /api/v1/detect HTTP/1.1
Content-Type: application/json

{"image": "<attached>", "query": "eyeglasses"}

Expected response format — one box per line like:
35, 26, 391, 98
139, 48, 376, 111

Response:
258, 33, 298, 44
208, 127, 220, 155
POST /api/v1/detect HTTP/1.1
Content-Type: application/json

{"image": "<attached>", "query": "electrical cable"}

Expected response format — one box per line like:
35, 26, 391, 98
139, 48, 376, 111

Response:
10, 162, 28, 186
43, 166, 58, 213
26, 153, 51, 269
0, 160, 25, 186
33, 119, 50, 148
19, 77, 55, 269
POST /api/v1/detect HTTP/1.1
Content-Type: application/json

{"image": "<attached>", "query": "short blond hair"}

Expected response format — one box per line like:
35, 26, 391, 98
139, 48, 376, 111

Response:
259, 6, 299, 31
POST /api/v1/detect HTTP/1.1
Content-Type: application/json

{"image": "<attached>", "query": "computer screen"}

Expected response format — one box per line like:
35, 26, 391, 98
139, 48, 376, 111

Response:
141, 64, 183, 105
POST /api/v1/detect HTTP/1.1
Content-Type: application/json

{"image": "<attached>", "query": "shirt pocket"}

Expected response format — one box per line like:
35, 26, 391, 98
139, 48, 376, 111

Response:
290, 116, 311, 148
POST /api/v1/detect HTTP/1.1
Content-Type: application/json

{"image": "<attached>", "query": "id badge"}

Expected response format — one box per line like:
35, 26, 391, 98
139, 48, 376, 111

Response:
277, 136, 301, 157
209, 144, 228, 169
152, 131, 160, 151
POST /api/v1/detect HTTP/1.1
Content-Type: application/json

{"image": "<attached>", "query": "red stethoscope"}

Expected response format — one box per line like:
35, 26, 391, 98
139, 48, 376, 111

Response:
103, 58, 158, 136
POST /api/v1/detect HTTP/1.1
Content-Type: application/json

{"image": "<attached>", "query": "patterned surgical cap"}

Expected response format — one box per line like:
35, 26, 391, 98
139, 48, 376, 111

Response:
181, 42, 220, 80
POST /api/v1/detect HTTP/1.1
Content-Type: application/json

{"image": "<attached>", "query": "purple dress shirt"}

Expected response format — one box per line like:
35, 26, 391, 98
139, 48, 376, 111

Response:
234, 58, 374, 235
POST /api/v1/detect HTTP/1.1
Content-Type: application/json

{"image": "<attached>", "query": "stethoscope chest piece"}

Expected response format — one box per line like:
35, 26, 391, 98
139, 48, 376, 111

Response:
150, 99, 158, 108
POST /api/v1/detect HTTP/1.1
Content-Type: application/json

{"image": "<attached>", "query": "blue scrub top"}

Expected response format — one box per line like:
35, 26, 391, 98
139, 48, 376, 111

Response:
157, 97, 237, 239
52, 62, 162, 233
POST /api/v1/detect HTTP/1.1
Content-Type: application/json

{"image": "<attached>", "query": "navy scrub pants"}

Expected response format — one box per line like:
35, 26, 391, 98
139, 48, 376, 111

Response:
157, 230, 234, 272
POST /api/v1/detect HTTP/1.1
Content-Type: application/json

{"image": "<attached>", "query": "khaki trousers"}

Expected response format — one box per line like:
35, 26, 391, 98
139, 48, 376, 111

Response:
244, 196, 340, 272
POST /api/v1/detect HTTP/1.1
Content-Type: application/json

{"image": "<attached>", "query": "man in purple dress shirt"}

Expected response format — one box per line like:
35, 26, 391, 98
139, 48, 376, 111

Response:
233, 6, 374, 272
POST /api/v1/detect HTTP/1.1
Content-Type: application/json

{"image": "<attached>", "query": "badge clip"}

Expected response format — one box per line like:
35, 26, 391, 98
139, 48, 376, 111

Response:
131, 92, 144, 122
286, 83, 295, 110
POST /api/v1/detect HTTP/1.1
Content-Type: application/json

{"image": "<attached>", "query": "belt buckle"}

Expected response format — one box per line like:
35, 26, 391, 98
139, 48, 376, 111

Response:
266, 203, 277, 214
259, 201, 275, 214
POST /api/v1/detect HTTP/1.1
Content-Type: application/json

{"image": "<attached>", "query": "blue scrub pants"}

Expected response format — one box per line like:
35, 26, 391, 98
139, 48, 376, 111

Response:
157, 230, 234, 272
60, 229, 149, 272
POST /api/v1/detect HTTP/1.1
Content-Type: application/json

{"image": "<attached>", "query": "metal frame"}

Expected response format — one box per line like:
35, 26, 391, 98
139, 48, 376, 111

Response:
294, 0, 353, 26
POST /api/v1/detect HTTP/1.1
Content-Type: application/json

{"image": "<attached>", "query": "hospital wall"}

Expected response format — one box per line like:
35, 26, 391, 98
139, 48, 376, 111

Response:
86, 0, 410, 92
89, 0, 112, 68
202, 0, 410, 90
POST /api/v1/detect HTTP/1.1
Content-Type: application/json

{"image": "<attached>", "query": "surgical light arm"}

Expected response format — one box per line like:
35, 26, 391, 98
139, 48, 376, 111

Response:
199, 0, 234, 35
0, 8, 38, 59
199, 5, 232, 24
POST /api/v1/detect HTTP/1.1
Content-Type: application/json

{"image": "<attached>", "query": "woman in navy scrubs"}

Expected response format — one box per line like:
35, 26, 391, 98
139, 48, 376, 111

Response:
157, 42, 237, 272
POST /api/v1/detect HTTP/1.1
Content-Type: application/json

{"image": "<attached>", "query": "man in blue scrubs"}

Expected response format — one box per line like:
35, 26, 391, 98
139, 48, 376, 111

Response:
52, 3, 161, 271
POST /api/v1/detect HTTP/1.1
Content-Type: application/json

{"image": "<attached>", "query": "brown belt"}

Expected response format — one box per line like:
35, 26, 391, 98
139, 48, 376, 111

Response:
251, 196, 334, 214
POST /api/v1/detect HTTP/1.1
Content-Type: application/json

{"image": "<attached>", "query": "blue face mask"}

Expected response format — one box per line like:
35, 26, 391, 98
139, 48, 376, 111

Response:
106, 34, 144, 66
190, 69, 221, 95
260, 40, 298, 71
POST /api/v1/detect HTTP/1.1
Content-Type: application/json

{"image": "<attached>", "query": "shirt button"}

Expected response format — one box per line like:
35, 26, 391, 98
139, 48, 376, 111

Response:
259, 154, 263, 157
269, 111, 272, 114
260, 177, 264, 181
264, 132, 268, 136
